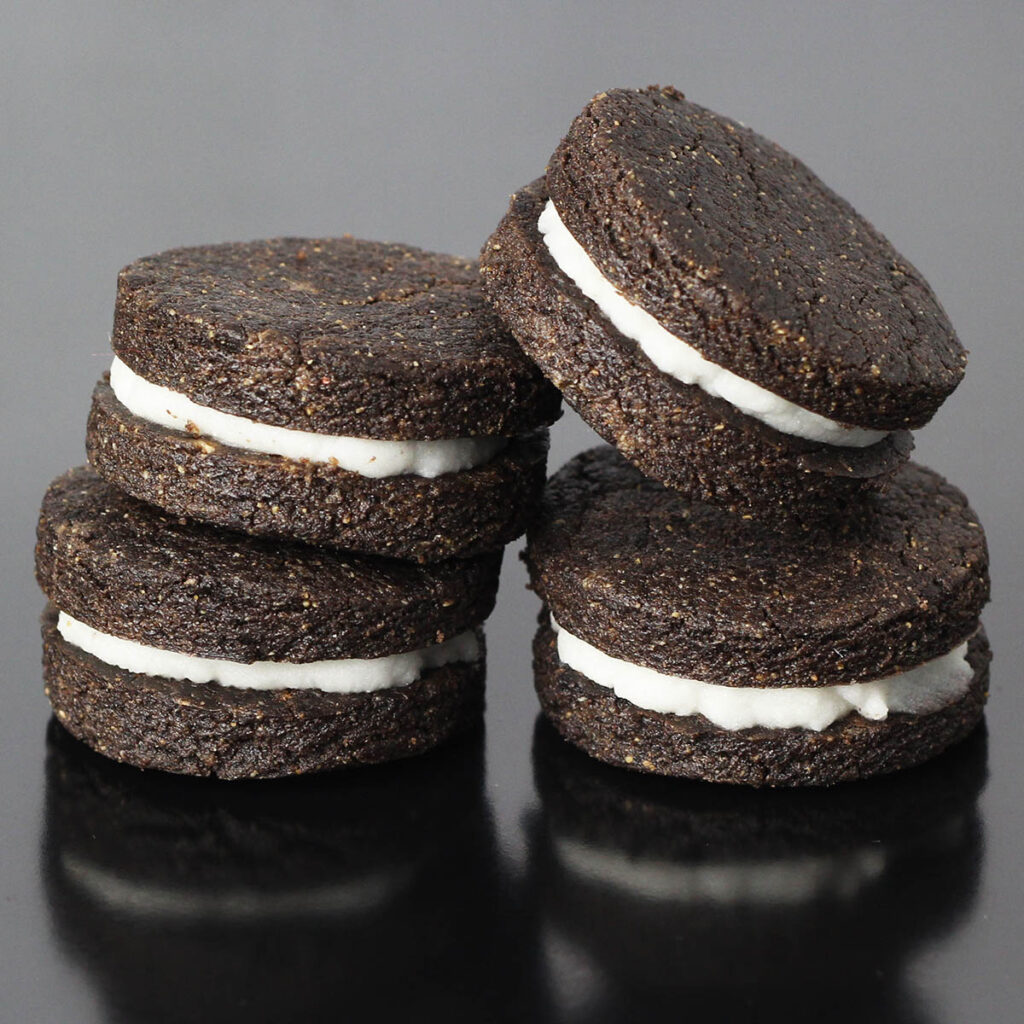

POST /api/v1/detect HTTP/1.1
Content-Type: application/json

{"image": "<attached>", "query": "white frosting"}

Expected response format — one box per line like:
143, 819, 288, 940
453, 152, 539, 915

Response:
554, 836, 886, 905
537, 200, 888, 448
58, 610, 479, 693
109, 356, 506, 478
552, 617, 973, 732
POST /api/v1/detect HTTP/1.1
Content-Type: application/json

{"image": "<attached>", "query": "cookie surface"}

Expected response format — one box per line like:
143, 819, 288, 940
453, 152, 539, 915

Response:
88, 383, 550, 562
97, 236, 560, 558
533, 619, 989, 786
36, 468, 499, 776
527, 447, 988, 688
112, 237, 560, 438
546, 86, 964, 429
482, 180, 913, 516
37, 467, 501, 660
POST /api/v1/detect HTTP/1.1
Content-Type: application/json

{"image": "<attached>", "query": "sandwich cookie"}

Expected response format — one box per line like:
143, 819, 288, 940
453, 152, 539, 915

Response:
36, 467, 501, 778
87, 237, 561, 562
526, 447, 990, 786
482, 86, 964, 516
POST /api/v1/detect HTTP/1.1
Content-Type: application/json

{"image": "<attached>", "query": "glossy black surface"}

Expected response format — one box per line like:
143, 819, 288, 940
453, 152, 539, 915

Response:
42, 723, 505, 1023
25, 681, 1009, 1024
526, 719, 989, 1023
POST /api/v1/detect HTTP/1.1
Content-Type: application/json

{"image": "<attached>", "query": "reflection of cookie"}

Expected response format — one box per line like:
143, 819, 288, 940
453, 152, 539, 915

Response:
87, 237, 560, 561
526, 447, 990, 785
36, 468, 499, 777
482, 87, 965, 516
44, 722, 507, 1022
529, 717, 987, 1019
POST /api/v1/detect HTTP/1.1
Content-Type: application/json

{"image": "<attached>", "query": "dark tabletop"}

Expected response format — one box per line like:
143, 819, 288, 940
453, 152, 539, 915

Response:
2, 4, 1022, 1021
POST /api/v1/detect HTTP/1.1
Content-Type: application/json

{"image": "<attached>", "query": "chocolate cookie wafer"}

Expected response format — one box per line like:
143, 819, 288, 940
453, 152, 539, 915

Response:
88, 237, 560, 561
37, 467, 501, 777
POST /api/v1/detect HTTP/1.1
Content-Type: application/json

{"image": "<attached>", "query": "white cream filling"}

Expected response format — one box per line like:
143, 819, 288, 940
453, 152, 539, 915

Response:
58, 610, 479, 694
537, 200, 888, 448
109, 356, 506, 478
552, 617, 973, 732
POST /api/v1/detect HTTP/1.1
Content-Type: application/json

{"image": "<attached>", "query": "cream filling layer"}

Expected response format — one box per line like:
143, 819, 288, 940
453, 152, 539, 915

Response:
57, 610, 479, 693
537, 200, 888, 448
552, 617, 972, 732
109, 356, 506, 478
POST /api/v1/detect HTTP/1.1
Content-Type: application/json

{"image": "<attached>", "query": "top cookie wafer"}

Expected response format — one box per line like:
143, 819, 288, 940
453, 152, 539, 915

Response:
112, 237, 560, 438
547, 86, 963, 428
527, 446, 988, 688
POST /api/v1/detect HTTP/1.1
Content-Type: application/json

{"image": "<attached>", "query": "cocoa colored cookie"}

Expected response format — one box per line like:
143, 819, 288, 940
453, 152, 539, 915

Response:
533, 621, 988, 786
482, 86, 966, 516
36, 467, 500, 778
88, 236, 561, 561
525, 447, 990, 785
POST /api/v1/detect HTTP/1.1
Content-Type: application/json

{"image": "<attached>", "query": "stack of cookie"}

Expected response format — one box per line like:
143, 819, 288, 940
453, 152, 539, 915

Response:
482, 86, 990, 785
36, 238, 560, 778
35, 86, 991, 787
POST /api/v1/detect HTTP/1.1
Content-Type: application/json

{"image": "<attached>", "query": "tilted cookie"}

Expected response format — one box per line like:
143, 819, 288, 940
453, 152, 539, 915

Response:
483, 87, 964, 518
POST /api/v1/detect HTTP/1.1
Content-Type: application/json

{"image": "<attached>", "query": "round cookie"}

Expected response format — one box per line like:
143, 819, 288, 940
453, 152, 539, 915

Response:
36, 467, 500, 778
525, 447, 990, 786
482, 86, 966, 516
88, 236, 561, 561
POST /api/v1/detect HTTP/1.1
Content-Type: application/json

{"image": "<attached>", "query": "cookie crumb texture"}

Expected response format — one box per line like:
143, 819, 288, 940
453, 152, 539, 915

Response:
546, 86, 964, 428
88, 383, 550, 561
533, 621, 989, 786
36, 467, 501, 661
526, 447, 989, 689
112, 237, 561, 439
43, 611, 485, 779
482, 181, 914, 518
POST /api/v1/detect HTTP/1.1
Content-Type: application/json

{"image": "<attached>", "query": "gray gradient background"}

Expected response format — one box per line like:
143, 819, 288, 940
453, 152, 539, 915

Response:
2, 2, 1021, 1020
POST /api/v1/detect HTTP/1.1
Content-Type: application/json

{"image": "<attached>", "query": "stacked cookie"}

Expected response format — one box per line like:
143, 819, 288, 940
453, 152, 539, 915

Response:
36, 238, 560, 778
482, 86, 990, 784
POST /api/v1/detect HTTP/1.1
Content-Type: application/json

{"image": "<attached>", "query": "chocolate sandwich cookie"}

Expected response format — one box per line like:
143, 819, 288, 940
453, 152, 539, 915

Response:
36, 467, 500, 778
87, 237, 561, 562
482, 86, 964, 516
526, 447, 990, 786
